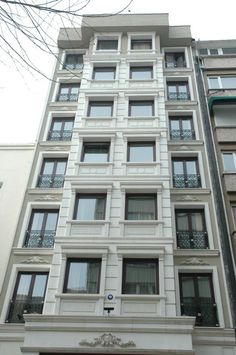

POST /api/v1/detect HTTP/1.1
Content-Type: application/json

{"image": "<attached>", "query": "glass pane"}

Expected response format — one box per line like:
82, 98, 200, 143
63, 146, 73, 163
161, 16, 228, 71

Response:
186, 161, 197, 174
71, 86, 79, 94
127, 195, 156, 220
197, 276, 212, 298
16, 275, 31, 298
94, 68, 115, 80
55, 161, 67, 174
83, 144, 109, 162
178, 84, 188, 93
191, 212, 204, 231
130, 67, 152, 80
42, 161, 54, 174
89, 103, 113, 117
128, 143, 154, 162
129, 101, 153, 116
31, 212, 44, 230
176, 212, 189, 230
182, 120, 191, 129
222, 47, 236, 54
60, 87, 69, 94
170, 120, 180, 130
97, 40, 118, 50
125, 261, 157, 294
221, 77, 236, 89
76, 196, 105, 220
52, 121, 62, 130
209, 48, 218, 55
64, 120, 74, 130
209, 77, 220, 89
45, 212, 58, 230
131, 40, 152, 50
173, 161, 184, 174
181, 276, 195, 298
32, 275, 47, 298
67, 261, 100, 293
168, 85, 177, 94
223, 153, 235, 171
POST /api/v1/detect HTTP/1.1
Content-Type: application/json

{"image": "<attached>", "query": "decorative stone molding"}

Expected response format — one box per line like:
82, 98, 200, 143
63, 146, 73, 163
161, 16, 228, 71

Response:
176, 195, 201, 201
34, 194, 61, 201
21, 256, 49, 264
180, 258, 209, 266
79, 333, 136, 348
174, 145, 192, 151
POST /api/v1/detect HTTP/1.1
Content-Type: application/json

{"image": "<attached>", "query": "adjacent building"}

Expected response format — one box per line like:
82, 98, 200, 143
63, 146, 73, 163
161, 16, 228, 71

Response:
0, 14, 235, 355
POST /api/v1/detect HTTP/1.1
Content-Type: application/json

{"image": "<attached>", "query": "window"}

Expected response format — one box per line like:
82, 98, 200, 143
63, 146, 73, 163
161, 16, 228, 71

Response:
209, 48, 218, 55
208, 76, 236, 89
122, 259, 159, 294
222, 47, 236, 54
48, 117, 74, 141
130, 66, 153, 80
199, 48, 208, 55
93, 67, 116, 80
6, 272, 48, 323
37, 158, 67, 188
222, 152, 236, 171
175, 209, 208, 249
125, 194, 157, 220
169, 116, 195, 140
57, 83, 80, 102
165, 52, 186, 68
232, 206, 236, 226
82, 143, 110, 162
172, 158, 201, 188
74, 194, 106, 220
24, 209, 58, 248
97, 39, 118, 50
88, 101, 113, 117
63, 54, 83, 70
131, 39, 152, 50
64, 258, 101, 294
129, 100, 154, 117
127, 142, 155, 162
179, 273, 218, 327
167, 81, 190, 101
213, 105, 236, 126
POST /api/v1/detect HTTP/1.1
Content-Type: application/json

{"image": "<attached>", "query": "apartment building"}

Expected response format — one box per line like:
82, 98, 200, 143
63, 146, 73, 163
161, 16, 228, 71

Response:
0, 14, 235, 355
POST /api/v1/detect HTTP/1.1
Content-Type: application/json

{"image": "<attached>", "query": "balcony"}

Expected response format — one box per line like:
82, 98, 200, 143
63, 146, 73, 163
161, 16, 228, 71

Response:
173, 174, 201, 188
181, 299, 219, 327
48, 130, 72, 141
177, 231, 209, 249
170, 129, 196, 141
37, 174, 64, 188
63, 63, 83, 70
23, 230, 55, 248
167, 92, 191, 101
56, 93, 79, 102
6, 299, 44, 323
165, 60, 186, 68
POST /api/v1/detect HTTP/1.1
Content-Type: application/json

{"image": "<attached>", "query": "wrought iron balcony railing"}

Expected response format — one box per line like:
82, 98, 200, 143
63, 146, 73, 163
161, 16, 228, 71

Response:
37, 174, 64, 188
170, 129, 196, 140
56, 93, 79, 102
48, 130, 72, 141
173, 174, 201, 188
63, 63, 83, 70
165, 61, 186, 68
24, 230, 55, 248
167, 92, 191, 101
177, 231, 209, 249
6, 298, 44, 323
181, 299, 219, 327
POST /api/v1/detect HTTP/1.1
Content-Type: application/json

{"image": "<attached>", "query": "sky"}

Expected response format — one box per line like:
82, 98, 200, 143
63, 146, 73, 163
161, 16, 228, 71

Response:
0, 0, 236, 144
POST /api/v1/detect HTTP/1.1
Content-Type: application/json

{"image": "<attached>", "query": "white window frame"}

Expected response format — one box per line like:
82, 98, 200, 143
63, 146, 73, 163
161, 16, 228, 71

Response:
127, 32, 156, 54
208, 76, 236, 89
222, 152, 236, 172
93, 33, 122, 54
163, 47, 188, 68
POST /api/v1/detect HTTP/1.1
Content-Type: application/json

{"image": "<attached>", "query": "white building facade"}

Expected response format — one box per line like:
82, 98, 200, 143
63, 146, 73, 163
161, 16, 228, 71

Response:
0, 14, 235, 355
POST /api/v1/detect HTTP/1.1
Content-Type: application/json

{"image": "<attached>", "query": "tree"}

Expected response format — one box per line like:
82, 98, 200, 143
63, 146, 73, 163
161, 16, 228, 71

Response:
0, 0, 133, 79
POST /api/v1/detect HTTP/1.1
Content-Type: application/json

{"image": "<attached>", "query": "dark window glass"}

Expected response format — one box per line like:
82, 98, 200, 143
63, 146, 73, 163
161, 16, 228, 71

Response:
97, 39, 118, 50
222, 47, 236, 54
88, 101, 113, 117
165, 52, 186, 68
93, 67, 116, 80
126, 194, 156, 220
127, 142, 155, 162
130, 66, 153, 80
48, 118, 74, 141
123, 259, 159, 294
179, 273, 219, 327
24, 209, 58, 248
175, 209, 208, 249
172, 158, 201, 188
129, 100, 154, 117
64, 259, 101, 294
82, 143, 110, 162
131, 39, 152, 50
74, 194, 106, 220
63, 54, 83, 70
199, 48, 208, 55
6, 272, 48, 323
169, 116, 195, 140
57, 84, 80, 102
37, 158, 67, 188
167, 82, 190, 101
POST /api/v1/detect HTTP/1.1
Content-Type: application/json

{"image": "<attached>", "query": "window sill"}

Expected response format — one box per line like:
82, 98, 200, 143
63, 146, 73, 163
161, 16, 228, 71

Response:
55, 293, 102, 300
82, 116, 114, 120
116, 294, 165, 300
126, 79, 157, 83
119, 220, 163, 225
223, 171, 236, 174
123, 162, 159, 166
89, 79, 118, 83
75, 162, 113, 166
67, 220, 110, 225
124, 116, 157, 120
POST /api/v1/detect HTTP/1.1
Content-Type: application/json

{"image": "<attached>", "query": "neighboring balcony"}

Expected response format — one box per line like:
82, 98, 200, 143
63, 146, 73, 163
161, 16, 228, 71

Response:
56, 84, 80, 102
173, 174, 201, 188
23, 230, 55, 248
177, 231, 209, 249
181, 299, 218, 327
37, 174, 65, 188
170, 129, 196, 140
6, 298, 44, 323
48, 130, 73, 141
167, 82, 190, 101
165, 52, 186, 68
167, 91, 191, 101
